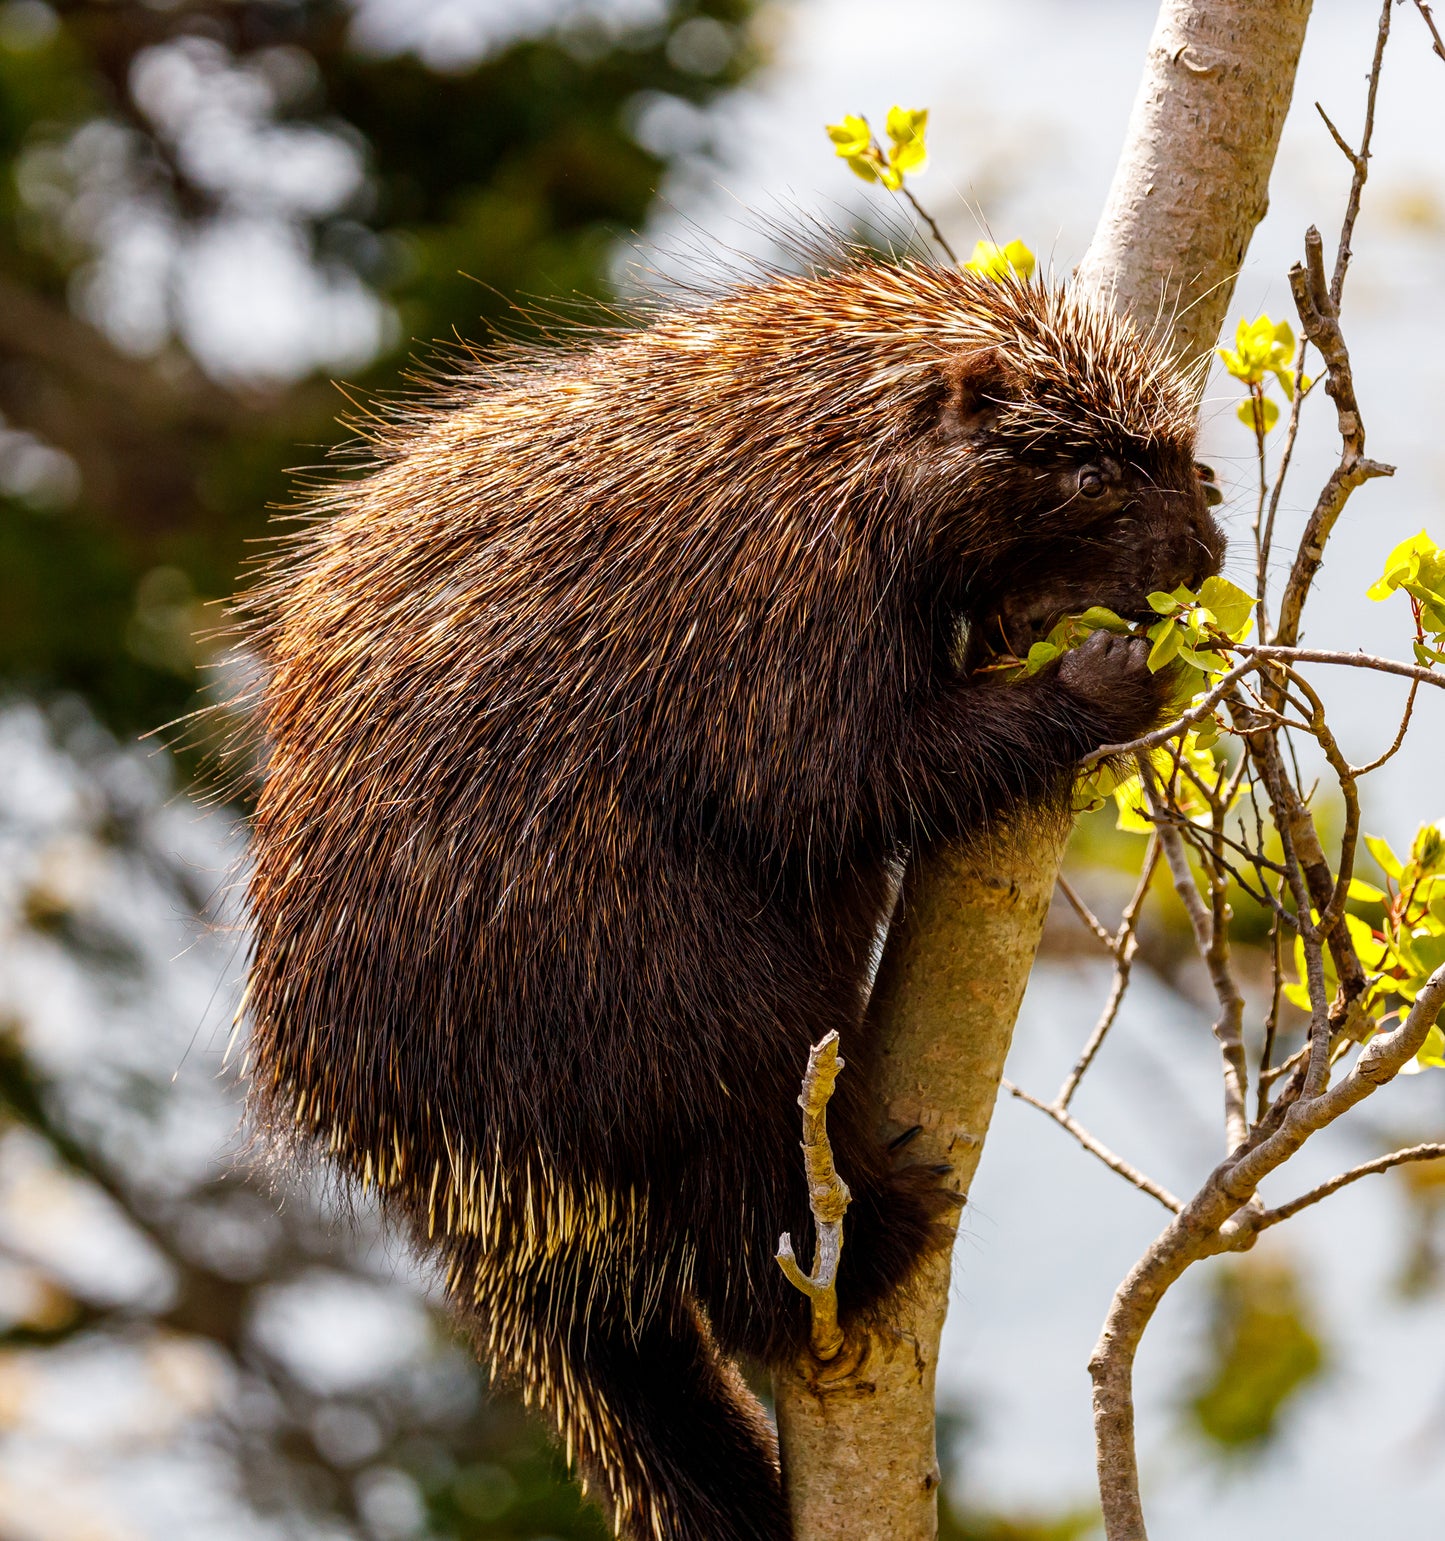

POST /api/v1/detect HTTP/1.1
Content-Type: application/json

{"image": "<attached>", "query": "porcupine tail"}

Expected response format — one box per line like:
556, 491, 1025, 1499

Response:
447, 1234, 792, 1541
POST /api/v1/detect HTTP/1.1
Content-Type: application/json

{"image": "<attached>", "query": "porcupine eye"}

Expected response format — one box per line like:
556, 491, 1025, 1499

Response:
1077, 465, 1107, 499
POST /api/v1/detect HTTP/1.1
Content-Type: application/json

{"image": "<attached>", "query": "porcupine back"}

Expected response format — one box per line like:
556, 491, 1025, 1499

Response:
238, 253, 1204, 1540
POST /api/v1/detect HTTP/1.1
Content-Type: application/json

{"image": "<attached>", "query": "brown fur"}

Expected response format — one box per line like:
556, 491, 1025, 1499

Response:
236, 257, 1222, 1540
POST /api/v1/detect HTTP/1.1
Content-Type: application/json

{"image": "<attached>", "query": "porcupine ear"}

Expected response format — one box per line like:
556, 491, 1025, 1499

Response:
938, 347, 1025, 443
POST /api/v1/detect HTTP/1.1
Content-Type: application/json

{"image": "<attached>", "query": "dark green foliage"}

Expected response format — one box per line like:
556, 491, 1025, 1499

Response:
1186, 1256, 1327, 1454
0, 3, 756, 1534
0, 0, 753, 736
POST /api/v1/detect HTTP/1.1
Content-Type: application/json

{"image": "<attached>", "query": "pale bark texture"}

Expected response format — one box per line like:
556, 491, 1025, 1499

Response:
775, 825, 1065, 1541
772, 2, 1315, 1536
1075, 0, 1315, 363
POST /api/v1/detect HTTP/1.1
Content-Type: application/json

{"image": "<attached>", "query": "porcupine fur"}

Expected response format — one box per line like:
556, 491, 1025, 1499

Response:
237, 254, 1224, 1540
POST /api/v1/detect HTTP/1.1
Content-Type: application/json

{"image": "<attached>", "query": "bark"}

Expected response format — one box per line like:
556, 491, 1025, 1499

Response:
775, 825, 1065, 1540
773, 2, 1314, 1535
1075, 0, 1315, 365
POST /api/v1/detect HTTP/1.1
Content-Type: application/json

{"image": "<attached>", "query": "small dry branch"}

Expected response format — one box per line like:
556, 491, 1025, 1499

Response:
776, 1031, 852, 1362
1415, 1, 1445, 63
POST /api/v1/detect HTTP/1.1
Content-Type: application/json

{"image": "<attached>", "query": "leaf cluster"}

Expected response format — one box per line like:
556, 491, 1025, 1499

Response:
826, 105, 928, 191
1368, 529, 1445, 665
1290, 823, 1445, 1069
1217, 314, 1311, 433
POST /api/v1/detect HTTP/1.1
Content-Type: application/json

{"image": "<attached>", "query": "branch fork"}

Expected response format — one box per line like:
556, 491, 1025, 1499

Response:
776, 1031, 853, 1363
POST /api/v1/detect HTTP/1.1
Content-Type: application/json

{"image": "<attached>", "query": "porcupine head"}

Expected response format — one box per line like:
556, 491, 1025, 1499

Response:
238, 252, 1225, 1541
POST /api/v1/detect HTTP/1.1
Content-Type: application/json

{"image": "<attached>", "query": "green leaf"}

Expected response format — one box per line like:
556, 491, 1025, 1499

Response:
1346, 878, 1387, 904
1147, 591, 1181, 615
1178, 644, 1225, 674
1365, 834, 1404, 880
1196, 576, 1257, 641
1236, 395, 1280, 433
826, 114, 873, 158
1147, 619, 1182, 671
1024, 640, 1061, 674
963, 238, 1036, 283
1076, 605, 1131, 633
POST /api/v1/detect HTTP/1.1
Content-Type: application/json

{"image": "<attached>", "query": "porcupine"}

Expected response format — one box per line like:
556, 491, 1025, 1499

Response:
238, 255, 1224, 1540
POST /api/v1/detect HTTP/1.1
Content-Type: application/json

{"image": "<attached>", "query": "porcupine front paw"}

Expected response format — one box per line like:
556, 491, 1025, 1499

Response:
1056, 630, 1172, 750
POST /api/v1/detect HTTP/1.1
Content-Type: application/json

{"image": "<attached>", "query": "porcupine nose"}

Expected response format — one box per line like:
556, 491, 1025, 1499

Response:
1151, 483, 1225, 593
1187, 498, 1227, 587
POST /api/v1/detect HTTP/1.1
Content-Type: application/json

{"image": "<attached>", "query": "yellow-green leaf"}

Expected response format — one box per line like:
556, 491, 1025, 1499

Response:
826, 114, 873, 158
1112, 774, 1155, 834
1236, 395, 1279, 433
963, 238, 1035, 283
1413, 822, 1445, 874
1147, 619, 1182, 671
1417, 1024, 1445, 1070
1197, 576, 1256, 641
1367, 529, 1437, 601
1343, 912, 1389, 970
884, 105, 928, 178
884, 104, 928, 148
1365, 834, 1403, 881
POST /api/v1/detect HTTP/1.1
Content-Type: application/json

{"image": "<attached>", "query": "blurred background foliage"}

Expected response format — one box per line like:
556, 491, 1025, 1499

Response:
0, 1, 764, 1535
0, 0, 754, 740
2, 1, 1429, 1537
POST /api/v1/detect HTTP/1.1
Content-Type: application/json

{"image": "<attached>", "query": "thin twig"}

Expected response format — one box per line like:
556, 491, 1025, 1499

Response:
1057, 838, 1161, 1108
1352, 679, 1419, 776
1057, 872, 1117, 952
1414, 0, 1445, 63
1257, 917, 1285, 1124
1090, 967, 1445, 1541
1257, 337, 1312, 635
1274, 214, 1397, 650
1142, 767, 1250, 1149
1257, 1142, 1445, 1229
1003, 1080, 1181, 1213
1239, 645, 1445, 692
776, 1032, 852, 1361
1327, 0, 1392, 304
900, 187, 960, 266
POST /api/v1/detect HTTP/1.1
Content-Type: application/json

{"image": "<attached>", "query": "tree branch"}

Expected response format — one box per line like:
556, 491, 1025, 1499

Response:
1003, 1080, 1181, 1213
776, 3, 1316, 1534
1091, 967, 1445, 1541
1414, 0, 1445, 64
776, 1032, 852, 1362
1257, 1142, 1445, 1229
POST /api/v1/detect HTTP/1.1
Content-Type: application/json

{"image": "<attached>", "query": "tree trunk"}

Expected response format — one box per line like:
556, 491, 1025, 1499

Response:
775, 825, 1066, 1539
772, 3, 1314, 1536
